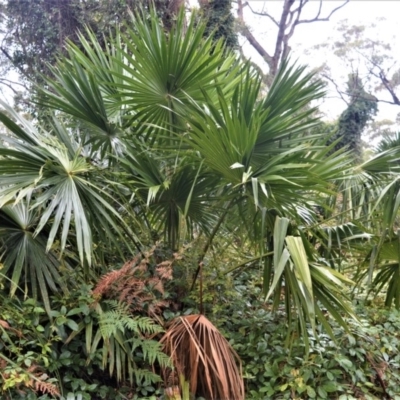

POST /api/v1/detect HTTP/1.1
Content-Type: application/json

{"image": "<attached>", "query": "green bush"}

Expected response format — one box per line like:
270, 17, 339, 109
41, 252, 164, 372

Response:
0, 285, 168, 400
210, 275, 400, 399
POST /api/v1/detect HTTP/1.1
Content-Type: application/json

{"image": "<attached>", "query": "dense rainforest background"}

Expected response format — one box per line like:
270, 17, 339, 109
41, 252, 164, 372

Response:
1, 1, 400, 399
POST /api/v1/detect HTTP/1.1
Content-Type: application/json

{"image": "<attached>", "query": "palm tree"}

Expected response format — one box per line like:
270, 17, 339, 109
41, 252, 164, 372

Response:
0, 7, 362, 352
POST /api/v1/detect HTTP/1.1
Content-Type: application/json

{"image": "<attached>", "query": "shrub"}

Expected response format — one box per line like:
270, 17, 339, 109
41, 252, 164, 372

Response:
210, 275, 400, 399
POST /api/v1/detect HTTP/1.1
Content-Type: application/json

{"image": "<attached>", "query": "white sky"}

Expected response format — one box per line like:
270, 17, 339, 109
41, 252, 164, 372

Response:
237, 1, 400, 127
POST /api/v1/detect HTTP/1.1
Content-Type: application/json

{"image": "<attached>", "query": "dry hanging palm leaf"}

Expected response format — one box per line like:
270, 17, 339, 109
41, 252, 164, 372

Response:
160, 314, 244, 400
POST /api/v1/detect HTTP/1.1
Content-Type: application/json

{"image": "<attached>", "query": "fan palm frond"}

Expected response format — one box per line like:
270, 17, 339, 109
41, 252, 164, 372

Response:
0, 103, 136, 266
186, 61, 350, 218
0, 202, 66, 313
161, 314, 244, 400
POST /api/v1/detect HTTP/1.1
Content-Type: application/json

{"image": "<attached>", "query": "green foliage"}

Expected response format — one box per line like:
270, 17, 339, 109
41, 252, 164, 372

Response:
332, 74, 378, 159
0, 0, 164, 82
201, 0, 238, 49
27, 10, 358, 341
2, 6, 400, 399
377, 131, 400, 153
0, 285, 169, 399
212, 278, 400, 399
0, 0, 184, 113
0, 202, 66, 313
0, 102, 138, 296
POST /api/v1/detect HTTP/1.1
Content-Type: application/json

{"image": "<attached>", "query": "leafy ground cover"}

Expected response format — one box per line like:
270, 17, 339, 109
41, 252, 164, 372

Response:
212, 275, 400, 400
3, 270, 400, 399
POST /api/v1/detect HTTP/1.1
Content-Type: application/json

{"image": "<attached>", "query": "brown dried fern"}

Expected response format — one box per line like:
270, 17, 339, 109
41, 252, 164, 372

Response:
93, 247, 176, 318
0, 362, 60, 398
93, 254, 142, 298
34, 380, 60, 397
0, 319, 10, 329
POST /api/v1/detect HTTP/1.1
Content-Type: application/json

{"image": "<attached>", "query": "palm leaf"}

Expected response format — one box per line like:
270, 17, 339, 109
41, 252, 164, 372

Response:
0, 103, 136, 265
39, 9, 242, 151
186, 62, 349, 218
161, 314, 244, 400
123, 157, 219, 248
0, 202, 66, 313
261, 217, 356, 352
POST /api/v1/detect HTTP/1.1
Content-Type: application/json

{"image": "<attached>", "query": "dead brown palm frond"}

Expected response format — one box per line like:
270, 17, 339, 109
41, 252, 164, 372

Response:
161, 314, 244, 400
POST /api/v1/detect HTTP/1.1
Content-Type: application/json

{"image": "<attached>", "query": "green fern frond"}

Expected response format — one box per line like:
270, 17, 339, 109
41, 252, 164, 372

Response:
132, 316, 163, 335
133, 368, 162, 387
89, 300, 170, 385
99, 302, 163, 338
130, 338, 171, 367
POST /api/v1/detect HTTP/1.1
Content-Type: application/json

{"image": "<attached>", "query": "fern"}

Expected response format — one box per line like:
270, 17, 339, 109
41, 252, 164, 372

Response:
89, 300, 171, 386
89, 250, 181, 386
99, 300, 163, 337
93, 249, 174, 318
133, 368, 162, 387
130, 337, 171, 367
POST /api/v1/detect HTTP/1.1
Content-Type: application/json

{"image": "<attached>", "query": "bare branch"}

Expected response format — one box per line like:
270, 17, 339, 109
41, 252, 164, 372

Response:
0, 78, 27, 89
378, 71, 400, 105
360, 53, 400, 106
322, 73, 349, 106
237, 0, 273, 66
315, 0, 323, 20
285, 0, 305, 42
237, 0, 349, 78
297, 0, 349, 25
324, 74, 399, 107
245, 2, 279, 27
0, 80, 20, 95
287, 0, 308, 29
376, 98, 400, 106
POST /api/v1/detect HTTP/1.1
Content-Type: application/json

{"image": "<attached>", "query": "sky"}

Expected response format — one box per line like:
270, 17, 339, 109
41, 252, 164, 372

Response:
236, 1, 400, 128
2, 1, 399, 132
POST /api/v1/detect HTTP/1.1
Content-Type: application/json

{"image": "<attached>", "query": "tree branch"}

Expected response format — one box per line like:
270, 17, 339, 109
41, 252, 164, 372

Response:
245, 1, 279, 27
324, 76, 398, 106
0, 46, 30, 80
322, 73, 350, 106
0, 80, 20, 96
237, 0, 349, 78
272, 0, 295, 75
284, 0, 306, 44
378, 71, 400, 105
286, 0, 308, 29
237, 0, 273, 66
297, 0, 349, 25
0, 77, 27, 89
363, 56, 400, 106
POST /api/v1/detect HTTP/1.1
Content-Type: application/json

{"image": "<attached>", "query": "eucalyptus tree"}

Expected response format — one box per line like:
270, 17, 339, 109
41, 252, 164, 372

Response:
0, 9, 365, 344
236, 0, 349, 81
